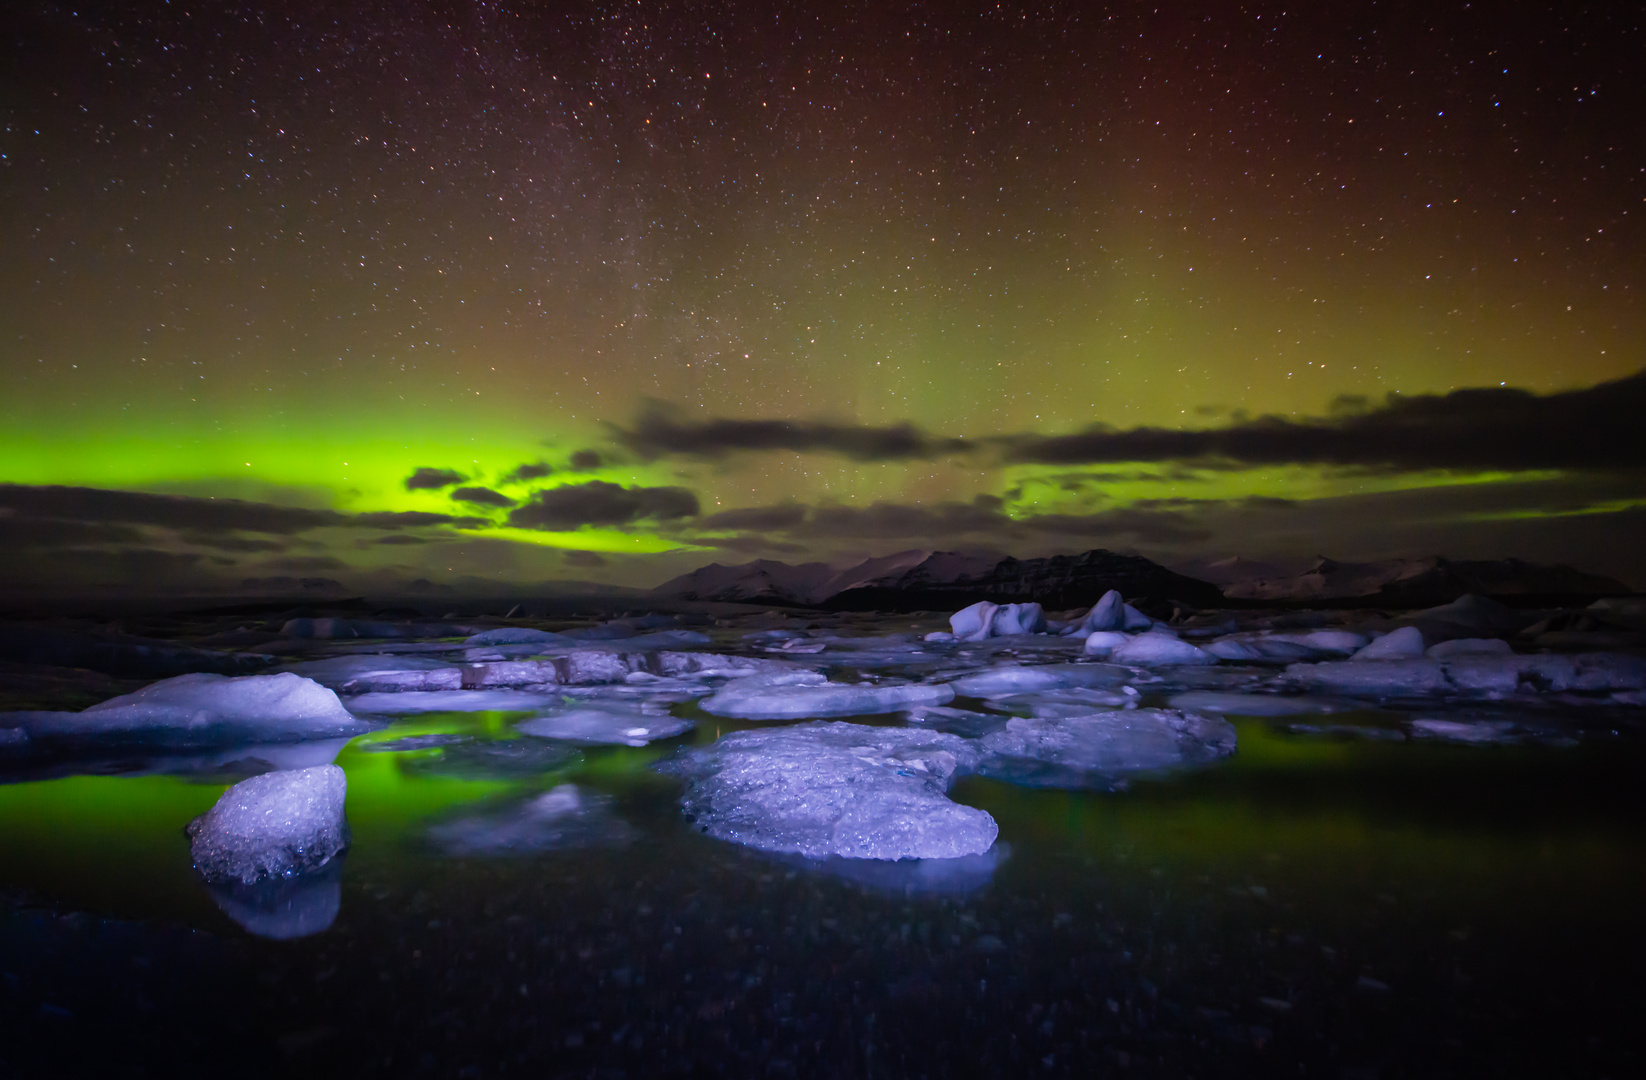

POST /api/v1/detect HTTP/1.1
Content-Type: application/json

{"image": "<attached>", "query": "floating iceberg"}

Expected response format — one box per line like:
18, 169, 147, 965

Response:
464, 627, 570, 646
948, 662, 1129, 698
662, 721, 997, 860
284, 655, 463, 693
344, 690, 561, 715
516, 704, 693, 745
950, 601, 999, 642
975, 708, 1236, 787
1067, 590, 1126, 634
1352, 626, 1426, 659
1109, 632, 1216, 667
1168, 691, 1352, 717
698, 670, 953, 720
990, 602, 1047, 636
187, 765, 349, 884
1082, 631, 1131, 657
4, 673, 374, 748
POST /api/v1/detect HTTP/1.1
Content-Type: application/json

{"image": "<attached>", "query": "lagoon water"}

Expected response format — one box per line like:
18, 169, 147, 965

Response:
5, 689, 1644, 1077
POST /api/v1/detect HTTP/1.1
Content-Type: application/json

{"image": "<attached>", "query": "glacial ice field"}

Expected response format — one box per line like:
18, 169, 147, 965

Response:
1, 598, 1643, 1076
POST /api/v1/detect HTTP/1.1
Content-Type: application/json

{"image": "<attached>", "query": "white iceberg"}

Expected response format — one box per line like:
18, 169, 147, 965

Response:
516, 704, 693, 745
5, 673, 374, 747
463, 628, 569, 646
989, 602, 1047, 636
976, 708, 1236, 785
1109, 632, 1216, 667
662, 721, 996, 861
283, 655, 462, 693
698, 670, 953, 720
344, 690, 562, 714
1082, 631, 1131, 657
949, 601, 999, 642
187, 765, 349, 884
1352, 626, 1426, 659
948, 663, 1129, 698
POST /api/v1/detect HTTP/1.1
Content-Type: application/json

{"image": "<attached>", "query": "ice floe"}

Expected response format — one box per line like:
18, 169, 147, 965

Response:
345, 690, 561, 715
283, 654, 463, 693
1168, 691, 1353, 717
516, 704, 693, 745
662, 721, 996, 861
187, 765, 349, 884
975, 709, 1236, 787
948, 662, 1130, 698
1352, 626, 1426, 659
1109, 632, 1216, 667
4, 672, 375, 747
698, 670, 954, 720
464, 628, 570, 646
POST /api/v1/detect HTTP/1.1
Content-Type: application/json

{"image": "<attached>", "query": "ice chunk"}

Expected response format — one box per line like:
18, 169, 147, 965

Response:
995, 687, 1137, 717
284, 655, 462, 693
990, 602, 1047, 636
1426, 638, 1513, 659
903, 704, 1011, 738
949, 663, 1130, 698
1268, 629, 1370, 655
698, 671, 954, 720
1168, 691, 1351, 717
1353, 626, 1426, 659
1082, 631, 1131, 657
785, 845, 1009, 897
661, 721, 996, 860
1286, 659, 1448, 697
204, 859, 342, 940
428, 785, 634, 855
1409, 718, 1521, 744
950, 601, 999, 642
1123, 603, 1155, 631
6, 673, 374, 748
344, 690, 561, 715
464, 627, 569, 646
1069, 589, 1125, 634
516, 704, 693, 745
1203, 637, 1268, 662
1109, 631, 1216, 667
187, 765, 349, 884
924, 630, 957, 643
976, 709, 1236, 787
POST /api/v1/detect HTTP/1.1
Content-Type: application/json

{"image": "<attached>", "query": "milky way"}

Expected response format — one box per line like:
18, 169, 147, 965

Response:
2, 1, 1642, 593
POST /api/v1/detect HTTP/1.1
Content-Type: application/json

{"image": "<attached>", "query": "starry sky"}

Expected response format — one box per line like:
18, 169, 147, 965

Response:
2, 0, 1643, 596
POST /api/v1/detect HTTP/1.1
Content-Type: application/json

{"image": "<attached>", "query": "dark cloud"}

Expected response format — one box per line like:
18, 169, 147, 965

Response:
0, 516, 146, 549
562, 549, 607, 567
569, 450, 604, 471
375, 534, 435, 546
1004, 369, 1646, 471
706, 534, 810, 555
451, 486, 516, 508
502, 462, 553, 484
508, 481, 700, 530
354, 510, 488, 529
0, 483, 343, 534
614, 401, 972, 462
404, 467, 467, 490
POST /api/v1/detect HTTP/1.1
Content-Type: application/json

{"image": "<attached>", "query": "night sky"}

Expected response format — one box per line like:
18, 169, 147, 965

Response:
3, 0, 1643, 595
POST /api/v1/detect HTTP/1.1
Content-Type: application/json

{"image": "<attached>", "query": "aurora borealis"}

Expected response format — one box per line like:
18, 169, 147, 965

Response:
3, 0, 1642, 595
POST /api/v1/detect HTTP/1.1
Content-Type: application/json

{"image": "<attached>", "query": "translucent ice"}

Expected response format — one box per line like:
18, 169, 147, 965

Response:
1352, 626, 1426, 659
1082, 631, 1131, 657
698, 670, 954, 720
976, 708, 1236, 787
661, 721, 997, 860
344, 690, 561, 715
948, 662, 1130, 698
1109, 632, 1216, 667
187, 765, 349, 884
464, 628, 570, 646
205, 859, 342, 940
7, 673, 374, 747
516, 704, 693, 745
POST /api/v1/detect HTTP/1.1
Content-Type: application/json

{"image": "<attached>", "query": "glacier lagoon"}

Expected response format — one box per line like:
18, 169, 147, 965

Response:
2, 609, 1643, 1077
